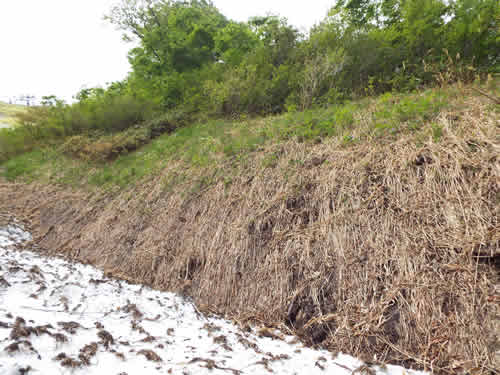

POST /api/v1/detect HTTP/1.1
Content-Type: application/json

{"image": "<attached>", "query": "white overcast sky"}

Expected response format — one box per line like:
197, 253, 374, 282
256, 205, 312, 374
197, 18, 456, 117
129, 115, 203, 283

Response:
0, 0, 333, 102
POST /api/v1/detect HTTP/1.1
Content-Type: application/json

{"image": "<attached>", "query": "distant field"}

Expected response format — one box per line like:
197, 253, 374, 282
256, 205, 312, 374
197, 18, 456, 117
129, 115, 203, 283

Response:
0, 102, 26, 128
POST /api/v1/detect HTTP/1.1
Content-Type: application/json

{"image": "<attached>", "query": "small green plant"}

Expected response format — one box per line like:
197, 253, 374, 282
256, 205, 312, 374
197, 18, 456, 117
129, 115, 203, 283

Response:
289, 158, 304, 167
365, 76, 377, 96
431, 122, 443, 142
262, 153, 279, 168
373, 122, 396, 137
223, 176, 233, 189
342, 135, 355, 145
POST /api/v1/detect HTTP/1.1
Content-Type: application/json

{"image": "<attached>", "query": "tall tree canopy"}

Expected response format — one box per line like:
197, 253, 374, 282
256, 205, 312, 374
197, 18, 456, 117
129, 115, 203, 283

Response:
101, 0, 498, 112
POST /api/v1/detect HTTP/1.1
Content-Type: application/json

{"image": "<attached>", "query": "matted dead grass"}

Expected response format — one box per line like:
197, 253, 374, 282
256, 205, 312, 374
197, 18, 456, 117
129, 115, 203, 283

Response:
1, 91, 498, 374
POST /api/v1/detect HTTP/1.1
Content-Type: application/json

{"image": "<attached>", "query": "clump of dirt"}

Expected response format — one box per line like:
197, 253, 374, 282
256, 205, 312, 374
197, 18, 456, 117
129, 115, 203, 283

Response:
97, 330, 114, 349
54, 353, 82, 369
0, 276, 10, 287
121, 301, 143, 319
57, 321, 82, 334
9, 317, 53, 340
79, 342, 98, 365
4, 340, 39, 358
4, 342, 20, 353
137, 349, 162, 362
51, 333, 68, 343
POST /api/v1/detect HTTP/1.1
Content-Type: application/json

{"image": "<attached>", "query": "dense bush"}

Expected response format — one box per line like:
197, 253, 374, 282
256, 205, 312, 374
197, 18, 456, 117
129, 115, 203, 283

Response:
0, 89, 156, 162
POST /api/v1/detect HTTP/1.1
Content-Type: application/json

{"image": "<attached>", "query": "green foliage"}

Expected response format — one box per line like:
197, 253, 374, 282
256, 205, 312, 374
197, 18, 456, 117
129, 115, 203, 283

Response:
371, 89, 449, 137
261, 152, 280, 168
431, 122, 444, 142
71, 86, 155, 132
55, 0, 500, 126
1, 0, 498, 168
0, 86, 155, 162
1, 149, 51, 181
107, 0, 228, 109
0, 127, 32, 162
445, 0, 499, 68
215, 22, 259, 66
1, 85, 464, 189
56, 106, 191, 162
313, 0, 499, 95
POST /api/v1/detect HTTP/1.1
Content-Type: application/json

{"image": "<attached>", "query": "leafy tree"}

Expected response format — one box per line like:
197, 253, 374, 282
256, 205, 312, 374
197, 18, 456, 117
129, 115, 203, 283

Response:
107, 0, 228, 107
248, 16, 300, 67
215, 22, 259, 66
445, 0, 499, 67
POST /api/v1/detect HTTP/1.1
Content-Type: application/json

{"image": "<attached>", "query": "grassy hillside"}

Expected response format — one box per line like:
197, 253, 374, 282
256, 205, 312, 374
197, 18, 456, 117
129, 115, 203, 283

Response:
0, 101, 25, 114
0, 82, 498, 373
0, 101, 25, 127
2, 82, 496, 188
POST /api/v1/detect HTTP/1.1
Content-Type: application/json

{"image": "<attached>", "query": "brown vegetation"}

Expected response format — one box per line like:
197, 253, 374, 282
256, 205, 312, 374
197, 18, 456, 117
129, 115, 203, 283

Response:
0, 95, 498, 374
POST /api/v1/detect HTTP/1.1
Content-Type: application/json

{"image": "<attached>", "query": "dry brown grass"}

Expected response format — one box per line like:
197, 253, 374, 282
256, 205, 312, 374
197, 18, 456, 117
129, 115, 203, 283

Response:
1, 90, 498, 374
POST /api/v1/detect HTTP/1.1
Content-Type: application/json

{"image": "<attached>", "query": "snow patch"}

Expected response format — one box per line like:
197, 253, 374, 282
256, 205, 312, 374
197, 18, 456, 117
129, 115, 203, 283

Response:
0, 225, 31, 248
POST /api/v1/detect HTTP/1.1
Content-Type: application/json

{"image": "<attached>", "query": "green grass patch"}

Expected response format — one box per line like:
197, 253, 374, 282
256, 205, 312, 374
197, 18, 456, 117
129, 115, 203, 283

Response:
0, 101, 26, 127
371, 89, 449, 137
0, 101, 26, 116
1, 149, 53, 182
0, 86, 463, 190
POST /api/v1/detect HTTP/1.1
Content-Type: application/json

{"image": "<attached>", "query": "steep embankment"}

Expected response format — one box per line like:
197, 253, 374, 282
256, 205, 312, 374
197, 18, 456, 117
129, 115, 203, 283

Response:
0, 87, 498, 373
3, 226, 424, 375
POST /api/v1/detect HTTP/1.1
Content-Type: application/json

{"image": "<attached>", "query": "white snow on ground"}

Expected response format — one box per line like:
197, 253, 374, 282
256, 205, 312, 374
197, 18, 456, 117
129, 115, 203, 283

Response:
0, 223, 427, 375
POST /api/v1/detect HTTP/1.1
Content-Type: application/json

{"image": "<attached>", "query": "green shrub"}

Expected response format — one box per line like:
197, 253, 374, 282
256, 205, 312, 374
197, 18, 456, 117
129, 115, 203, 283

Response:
431, 122, 444, 142
58, 110, 191, 162
143, 110, 192, 137
0, 127, 35, 162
